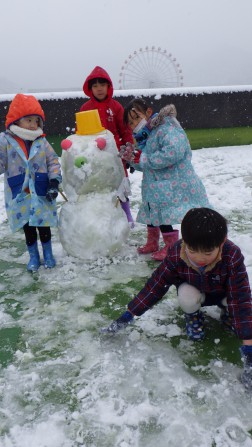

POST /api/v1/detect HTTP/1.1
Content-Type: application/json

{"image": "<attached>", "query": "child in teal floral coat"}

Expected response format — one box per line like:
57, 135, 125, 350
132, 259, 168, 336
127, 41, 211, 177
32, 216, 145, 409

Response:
123, 100, 210, 260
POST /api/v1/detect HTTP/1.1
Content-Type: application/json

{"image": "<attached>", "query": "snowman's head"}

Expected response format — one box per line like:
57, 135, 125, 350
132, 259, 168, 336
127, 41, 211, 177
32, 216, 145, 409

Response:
60, 130, 125, 200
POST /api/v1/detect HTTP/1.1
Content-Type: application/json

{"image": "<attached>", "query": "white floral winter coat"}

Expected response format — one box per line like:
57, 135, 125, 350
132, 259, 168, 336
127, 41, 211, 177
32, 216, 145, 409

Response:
131, 112, 210, 226
0, 132, 62, 232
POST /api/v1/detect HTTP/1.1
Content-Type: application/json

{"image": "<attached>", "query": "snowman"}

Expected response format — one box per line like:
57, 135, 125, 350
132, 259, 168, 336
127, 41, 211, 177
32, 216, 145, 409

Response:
59, 110, 130, 260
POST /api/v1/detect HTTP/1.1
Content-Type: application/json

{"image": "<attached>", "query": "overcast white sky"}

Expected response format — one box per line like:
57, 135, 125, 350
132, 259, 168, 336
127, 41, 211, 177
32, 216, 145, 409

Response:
1, 0, 252, 93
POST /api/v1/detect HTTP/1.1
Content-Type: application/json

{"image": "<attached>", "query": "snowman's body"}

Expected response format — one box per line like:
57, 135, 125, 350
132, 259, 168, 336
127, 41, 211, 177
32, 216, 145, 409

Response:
59, 129, 130, 260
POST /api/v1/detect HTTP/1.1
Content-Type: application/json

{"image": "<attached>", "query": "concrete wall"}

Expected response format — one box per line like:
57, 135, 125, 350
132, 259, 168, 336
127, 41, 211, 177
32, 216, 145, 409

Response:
0, 86, 252, 135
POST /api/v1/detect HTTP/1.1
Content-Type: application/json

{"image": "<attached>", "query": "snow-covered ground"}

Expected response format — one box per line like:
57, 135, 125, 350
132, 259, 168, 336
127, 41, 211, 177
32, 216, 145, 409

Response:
0, 145, 252, 446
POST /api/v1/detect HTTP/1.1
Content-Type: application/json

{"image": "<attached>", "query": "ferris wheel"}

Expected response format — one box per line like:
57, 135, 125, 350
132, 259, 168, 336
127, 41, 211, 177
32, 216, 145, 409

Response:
118, 46, 184, 90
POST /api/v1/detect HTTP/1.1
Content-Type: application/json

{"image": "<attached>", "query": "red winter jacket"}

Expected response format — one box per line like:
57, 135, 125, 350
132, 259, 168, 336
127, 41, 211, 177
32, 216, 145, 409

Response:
80, 66, 133, 151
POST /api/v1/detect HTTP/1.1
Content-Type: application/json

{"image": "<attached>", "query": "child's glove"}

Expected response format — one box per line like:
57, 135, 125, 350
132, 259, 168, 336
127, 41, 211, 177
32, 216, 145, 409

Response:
240, 345, 252, 391
46, 179, 59, 202
100, 310, 134, 334
133, 149, 142, 164
119, 142, 136, 162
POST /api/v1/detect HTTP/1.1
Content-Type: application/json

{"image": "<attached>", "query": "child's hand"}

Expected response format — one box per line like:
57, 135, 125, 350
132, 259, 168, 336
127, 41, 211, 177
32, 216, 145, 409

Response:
46, 179, 59, 202
133, 149, 142, 164
120, 142, 136, 162
240, 345, 252, 391
100, 310, 134, 334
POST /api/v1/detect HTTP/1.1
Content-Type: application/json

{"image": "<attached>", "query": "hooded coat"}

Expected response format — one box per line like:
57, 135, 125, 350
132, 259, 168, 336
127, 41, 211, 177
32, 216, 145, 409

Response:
0, 94, 62, 232
80, 66, 133, 150
130, 106, 210, 226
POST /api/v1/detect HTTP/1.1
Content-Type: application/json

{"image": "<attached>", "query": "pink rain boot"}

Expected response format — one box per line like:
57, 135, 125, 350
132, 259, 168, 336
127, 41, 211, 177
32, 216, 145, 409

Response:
151, 230, 179, 261
138, 226, 160, 254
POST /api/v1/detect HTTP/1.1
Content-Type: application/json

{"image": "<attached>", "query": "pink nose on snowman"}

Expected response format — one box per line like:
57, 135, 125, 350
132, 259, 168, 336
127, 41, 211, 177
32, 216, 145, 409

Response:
61, 139, 72, 150
95, 137, 106, 150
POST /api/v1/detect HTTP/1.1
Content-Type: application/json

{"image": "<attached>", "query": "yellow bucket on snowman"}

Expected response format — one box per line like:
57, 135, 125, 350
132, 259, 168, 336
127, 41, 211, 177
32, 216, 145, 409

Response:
75, 110, 105, 135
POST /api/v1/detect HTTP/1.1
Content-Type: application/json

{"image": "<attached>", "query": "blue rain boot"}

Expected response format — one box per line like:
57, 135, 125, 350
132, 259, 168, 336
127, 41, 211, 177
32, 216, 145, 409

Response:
41, 240, 56, 269
27, 241, 41, 272
184, 310, 205, 341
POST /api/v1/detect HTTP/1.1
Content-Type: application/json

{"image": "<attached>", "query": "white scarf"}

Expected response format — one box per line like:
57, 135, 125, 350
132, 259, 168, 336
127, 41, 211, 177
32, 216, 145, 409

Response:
9, 124, 43, 141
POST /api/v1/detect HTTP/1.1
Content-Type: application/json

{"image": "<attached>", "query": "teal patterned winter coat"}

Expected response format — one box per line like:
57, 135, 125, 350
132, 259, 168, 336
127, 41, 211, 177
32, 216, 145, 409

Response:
131, 112, 210, 226
0, 132, 62, 232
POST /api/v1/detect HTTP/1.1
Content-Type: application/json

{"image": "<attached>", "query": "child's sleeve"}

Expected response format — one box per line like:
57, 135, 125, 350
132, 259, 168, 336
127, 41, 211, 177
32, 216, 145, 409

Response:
0, 134, 7, 175
115, 102, 134, 145
146, 126, 187, 170
226, 247, 252, 340
128, 257, 174, 316
45, 140, 62, 184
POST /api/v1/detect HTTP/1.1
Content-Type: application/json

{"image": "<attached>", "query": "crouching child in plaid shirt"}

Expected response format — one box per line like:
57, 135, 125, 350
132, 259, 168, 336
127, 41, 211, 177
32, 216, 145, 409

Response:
102, 207, 252, 392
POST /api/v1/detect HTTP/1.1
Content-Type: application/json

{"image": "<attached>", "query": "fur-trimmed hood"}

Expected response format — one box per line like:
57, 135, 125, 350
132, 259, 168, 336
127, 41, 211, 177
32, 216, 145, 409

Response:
150, 104, 177, 129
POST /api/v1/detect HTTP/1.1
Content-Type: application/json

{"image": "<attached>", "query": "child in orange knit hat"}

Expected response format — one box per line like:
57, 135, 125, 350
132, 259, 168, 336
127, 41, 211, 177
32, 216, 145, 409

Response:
0, 93, 62, 272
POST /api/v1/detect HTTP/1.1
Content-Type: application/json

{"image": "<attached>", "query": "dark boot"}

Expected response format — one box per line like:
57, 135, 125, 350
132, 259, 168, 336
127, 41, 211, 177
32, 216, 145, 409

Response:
138, 226, 160, 254
41, 241, 56, 269
27, 241, 41, 272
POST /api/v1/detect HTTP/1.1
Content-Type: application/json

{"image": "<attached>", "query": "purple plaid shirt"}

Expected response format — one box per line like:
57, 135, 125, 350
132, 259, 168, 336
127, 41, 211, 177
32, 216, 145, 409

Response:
128, 239, 252, 340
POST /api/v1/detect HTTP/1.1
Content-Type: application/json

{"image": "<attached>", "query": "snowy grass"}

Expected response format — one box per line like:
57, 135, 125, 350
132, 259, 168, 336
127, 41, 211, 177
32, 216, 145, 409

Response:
1, 145, 252, 446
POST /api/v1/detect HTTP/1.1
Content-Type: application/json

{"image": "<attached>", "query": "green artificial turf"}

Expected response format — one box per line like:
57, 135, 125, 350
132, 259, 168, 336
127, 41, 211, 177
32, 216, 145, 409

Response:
47, 127, 252, 156
0, 327, 22, 367
47, 134, 65, 156
185, 126, 252, 150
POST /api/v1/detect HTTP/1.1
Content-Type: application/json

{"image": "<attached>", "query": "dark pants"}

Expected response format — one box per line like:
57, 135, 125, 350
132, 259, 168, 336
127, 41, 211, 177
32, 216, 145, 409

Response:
147, 224, 173, 233
23, 223, 51, 246
204, 293, 226, 306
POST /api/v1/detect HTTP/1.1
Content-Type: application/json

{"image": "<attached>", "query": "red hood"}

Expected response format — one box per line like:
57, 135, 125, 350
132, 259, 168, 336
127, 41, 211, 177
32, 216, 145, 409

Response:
83, 66, 113, 100
5, 93, 45, 129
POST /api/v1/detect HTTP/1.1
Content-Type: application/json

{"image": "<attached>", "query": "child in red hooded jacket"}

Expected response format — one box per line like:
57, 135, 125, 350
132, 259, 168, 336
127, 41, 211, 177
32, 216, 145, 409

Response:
80, 66, 134, 227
